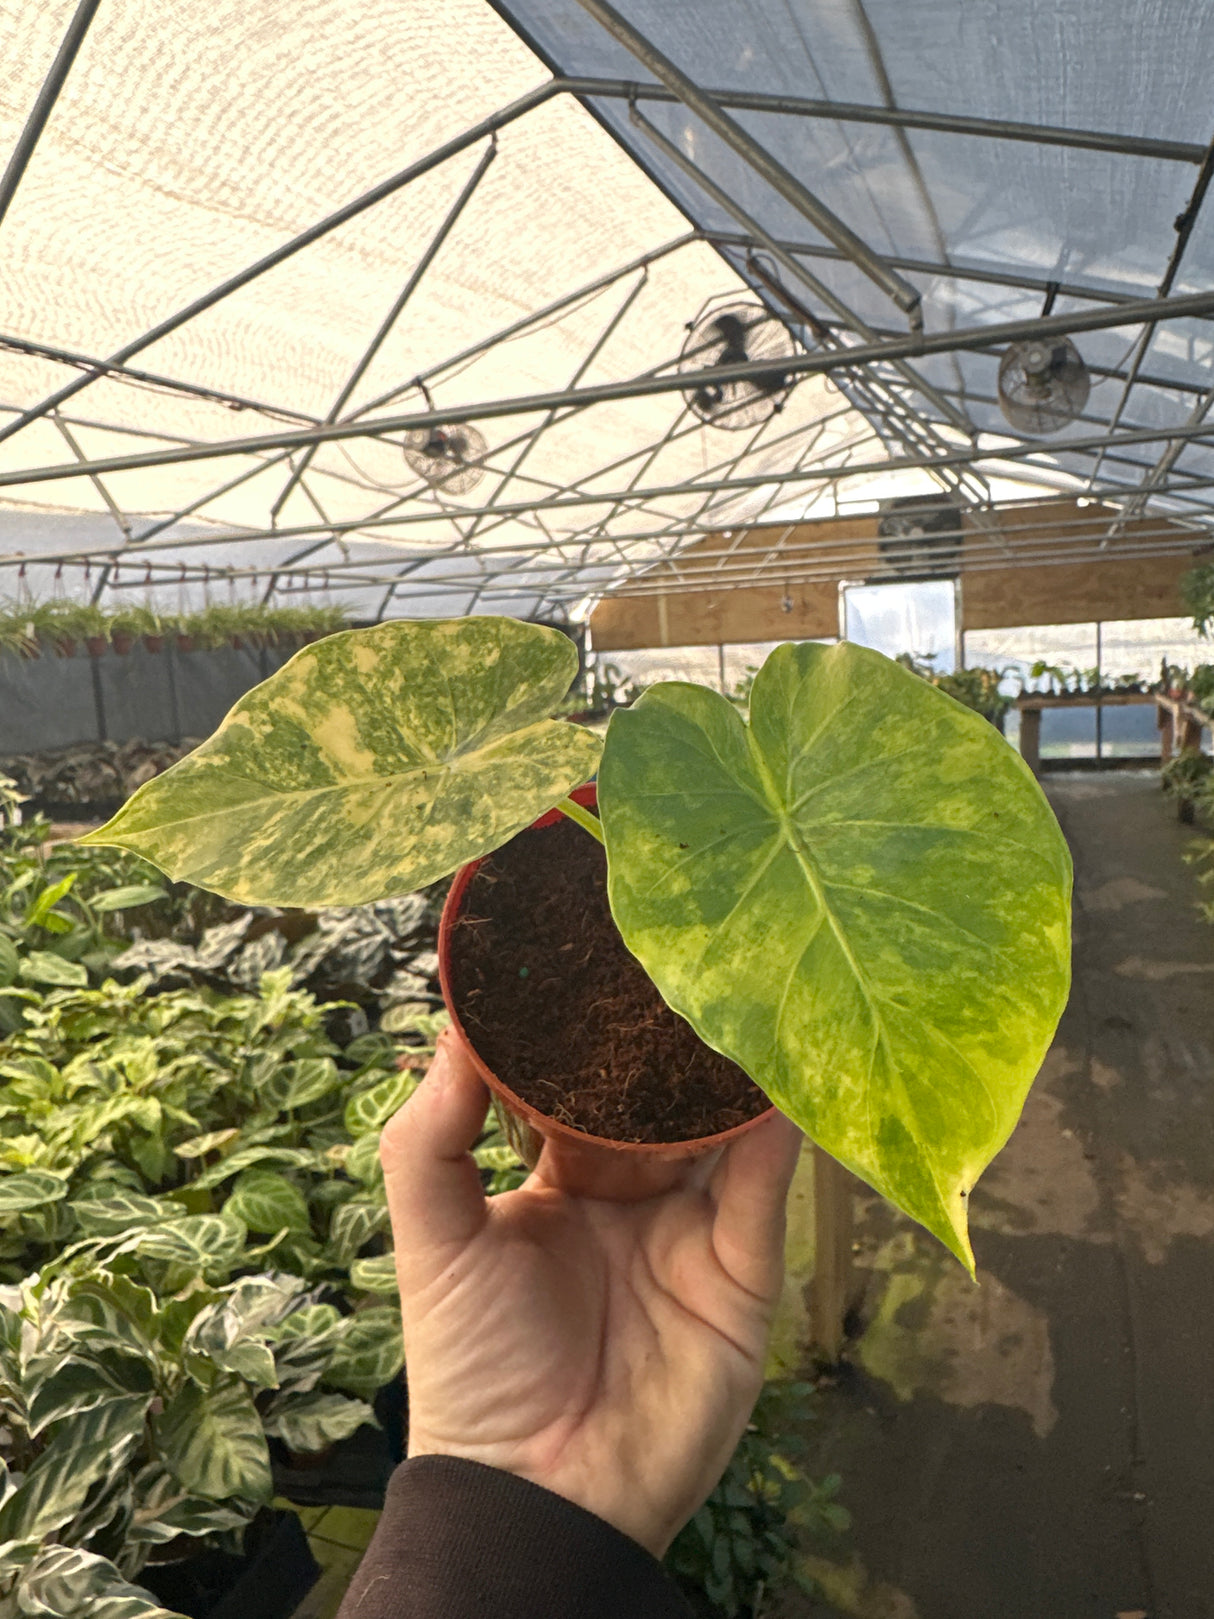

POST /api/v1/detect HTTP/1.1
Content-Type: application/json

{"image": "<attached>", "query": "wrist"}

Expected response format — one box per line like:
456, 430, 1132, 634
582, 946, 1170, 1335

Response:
406, 1436, 675, 1558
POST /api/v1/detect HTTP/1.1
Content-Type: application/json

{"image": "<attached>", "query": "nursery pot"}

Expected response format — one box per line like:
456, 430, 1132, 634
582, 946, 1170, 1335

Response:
111, 631, 134, 655
51, 635, 76, 658
85, 634, 108, 657
176, 632, 195, 653
139, 1506, 320, 1619
143, 632, 164, 653
439, 784, 775, 1201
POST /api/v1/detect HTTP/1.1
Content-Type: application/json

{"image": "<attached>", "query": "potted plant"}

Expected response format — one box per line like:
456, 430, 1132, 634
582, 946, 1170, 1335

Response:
0, 1264, 378, 1619
28, 599, 81, 658
0, 602, 39, 660
79, 619, 1072, 1268
1161, 746, 1213, 824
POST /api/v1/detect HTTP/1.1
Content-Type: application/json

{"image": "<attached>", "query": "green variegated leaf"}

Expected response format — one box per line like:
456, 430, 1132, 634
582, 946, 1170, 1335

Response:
349, 1253, 398, 1295
89, 884, 168, 913
27, 1350, 155, 1436
69, 1192, 172, 1237
0, 934, 19, 988
343, 1068, 418, 1136
0, 1395, 149, 1541
272, 1303, 342, 1341
127, 1460, 256, 1545
154, 1376, 272, 1503
0, 1172, 67, 1211
264, 1391, 375, 1454
189, 1146, 317, 1190
79, 618, 601, 906
326, 1200, 389, 1266
324, 1307, 404, 1399
267, 1057, 341, 1111
18, 952, 88, 988
222, 1169, 310, 1235
171, 1128, 240, 1160
0, 1169, 68, 1213
126, 1213, 247, 1274
10, 1545, 185, 1619
344, 1131, 384, 1187
599, 640, 1072, 1270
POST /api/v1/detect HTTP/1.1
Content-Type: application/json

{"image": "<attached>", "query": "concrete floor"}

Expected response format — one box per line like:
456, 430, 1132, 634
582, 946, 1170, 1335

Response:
797, 773, 1214, 1619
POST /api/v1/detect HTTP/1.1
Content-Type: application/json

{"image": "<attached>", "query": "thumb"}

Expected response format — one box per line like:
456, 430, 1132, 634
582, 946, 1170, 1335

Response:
709, 1109, 803, 1304
380, 1030, 490, 1251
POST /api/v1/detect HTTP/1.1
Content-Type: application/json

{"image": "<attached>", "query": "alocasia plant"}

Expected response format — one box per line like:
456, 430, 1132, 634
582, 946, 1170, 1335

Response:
82, 619, 1071, 1267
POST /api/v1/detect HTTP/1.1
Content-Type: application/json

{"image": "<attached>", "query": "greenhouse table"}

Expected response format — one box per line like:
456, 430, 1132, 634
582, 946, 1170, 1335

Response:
1014, 693, 1156, 775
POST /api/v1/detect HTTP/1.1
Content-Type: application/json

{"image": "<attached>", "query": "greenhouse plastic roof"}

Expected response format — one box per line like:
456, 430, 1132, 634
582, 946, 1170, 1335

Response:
0, 0, 1211, 620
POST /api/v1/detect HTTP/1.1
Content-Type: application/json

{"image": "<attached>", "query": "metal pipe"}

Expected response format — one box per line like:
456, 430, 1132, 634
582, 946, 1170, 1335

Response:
6, 284, 1214, 490
0, 330, 322, 424
270, 137, 499, 521
9, 457, 1213, 578
0, 78, 563, 450
570, 2, 923, 328
558, 77, 1207, 167
701, 230, 1214, 321
1087, 127, 1214, 490
629, 104, 972, 434
53, 528, 1208, 598
0, 0, 102, 231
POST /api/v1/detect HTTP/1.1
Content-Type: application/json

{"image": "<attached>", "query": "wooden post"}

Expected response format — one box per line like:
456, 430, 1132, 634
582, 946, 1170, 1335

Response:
1181, 710, 1202, 752
809, 1145, 854, 1363
1019, 705, 1042, 776
1157, 696, 1175, 764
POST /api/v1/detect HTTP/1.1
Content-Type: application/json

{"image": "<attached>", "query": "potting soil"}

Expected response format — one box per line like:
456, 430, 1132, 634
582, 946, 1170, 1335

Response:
447, 815, 768, 1144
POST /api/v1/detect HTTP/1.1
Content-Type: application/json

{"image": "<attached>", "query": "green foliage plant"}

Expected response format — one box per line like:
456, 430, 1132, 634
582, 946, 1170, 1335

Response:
81, 618, 1072, 1270
665, 1381, 847, 1618
1162, 747, 1213, 808
1186, 663, 1214, 713
1181, 562, 1214, 637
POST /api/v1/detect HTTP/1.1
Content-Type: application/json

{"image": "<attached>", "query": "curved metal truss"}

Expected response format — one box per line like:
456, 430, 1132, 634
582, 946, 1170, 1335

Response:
0, 0, 1212, 622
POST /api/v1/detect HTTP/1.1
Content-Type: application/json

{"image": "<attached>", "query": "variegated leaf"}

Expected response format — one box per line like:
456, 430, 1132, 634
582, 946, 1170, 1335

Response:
348, 1253, 398, 1296
599, 640, 1072, 1271
263, 1391, 375, 1454
10, 1545, 185, 1619
154, 1376, 272, 1503
79, 618, 601, 907
0, 1170, 68, 1214
324, 1307, 403, 1399
343, 1068, 418, 1136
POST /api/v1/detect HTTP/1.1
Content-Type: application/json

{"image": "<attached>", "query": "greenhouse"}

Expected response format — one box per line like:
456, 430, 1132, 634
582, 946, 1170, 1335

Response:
1, 1, 1213, 1616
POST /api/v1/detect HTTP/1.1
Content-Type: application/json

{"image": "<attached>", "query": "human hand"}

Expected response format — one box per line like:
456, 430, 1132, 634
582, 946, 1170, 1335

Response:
379, 1028, 803, 1558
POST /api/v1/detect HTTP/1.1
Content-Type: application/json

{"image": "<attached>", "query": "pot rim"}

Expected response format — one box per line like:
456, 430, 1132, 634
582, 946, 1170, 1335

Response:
437, 782, 776, 1158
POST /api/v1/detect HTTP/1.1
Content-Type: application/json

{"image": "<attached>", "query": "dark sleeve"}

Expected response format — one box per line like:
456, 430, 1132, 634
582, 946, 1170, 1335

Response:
336, 1456, 694, 1619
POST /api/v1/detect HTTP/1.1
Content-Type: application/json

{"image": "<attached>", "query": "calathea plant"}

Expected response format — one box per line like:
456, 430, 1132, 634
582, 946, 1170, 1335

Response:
0, 1266, 375, 1617
82, 618, 1072, 1269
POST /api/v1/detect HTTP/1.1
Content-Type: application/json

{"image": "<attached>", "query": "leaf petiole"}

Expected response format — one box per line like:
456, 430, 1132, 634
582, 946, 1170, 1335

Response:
558, 796, 605, 845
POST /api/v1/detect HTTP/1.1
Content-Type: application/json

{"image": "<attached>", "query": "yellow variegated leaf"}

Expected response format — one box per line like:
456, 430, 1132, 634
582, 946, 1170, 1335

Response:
79, 618, 600, 907
599, 641, 1072, 1271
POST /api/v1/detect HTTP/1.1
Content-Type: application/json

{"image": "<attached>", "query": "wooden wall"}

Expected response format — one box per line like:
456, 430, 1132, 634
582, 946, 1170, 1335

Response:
589, 499, 1201, 649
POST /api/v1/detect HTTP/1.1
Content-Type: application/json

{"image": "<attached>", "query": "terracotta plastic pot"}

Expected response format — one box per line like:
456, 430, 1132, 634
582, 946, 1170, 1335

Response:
85, 634, 108, 657
51, 635, 76, 658
176, 633, 195, 653
438, 783, 776, 1200
143, 633, 164, 653
111, 631, 133, 656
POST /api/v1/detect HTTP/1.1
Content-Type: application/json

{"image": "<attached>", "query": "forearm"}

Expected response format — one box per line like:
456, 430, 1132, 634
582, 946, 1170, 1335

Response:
337, 1456, 694, 1619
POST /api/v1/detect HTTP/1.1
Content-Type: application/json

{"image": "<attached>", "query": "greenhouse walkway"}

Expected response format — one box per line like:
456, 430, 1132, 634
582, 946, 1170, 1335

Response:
802, 773, 1214, 1619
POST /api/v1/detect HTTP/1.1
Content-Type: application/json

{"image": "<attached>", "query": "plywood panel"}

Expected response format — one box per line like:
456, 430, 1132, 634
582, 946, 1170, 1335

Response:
589, 498, 1203, 649
960, 550, 1195, 630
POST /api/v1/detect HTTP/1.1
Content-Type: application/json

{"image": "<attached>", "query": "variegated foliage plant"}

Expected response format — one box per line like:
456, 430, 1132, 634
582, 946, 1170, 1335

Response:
0, 1269, 384, 1618
83, 619, 1071, 1268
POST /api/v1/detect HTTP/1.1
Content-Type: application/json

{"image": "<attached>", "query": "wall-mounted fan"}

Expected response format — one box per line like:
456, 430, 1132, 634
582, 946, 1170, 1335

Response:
679, 303, 795, 430
997, 337, 1090, 435
403, 423, 488, 494
877, 494, 963, 577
